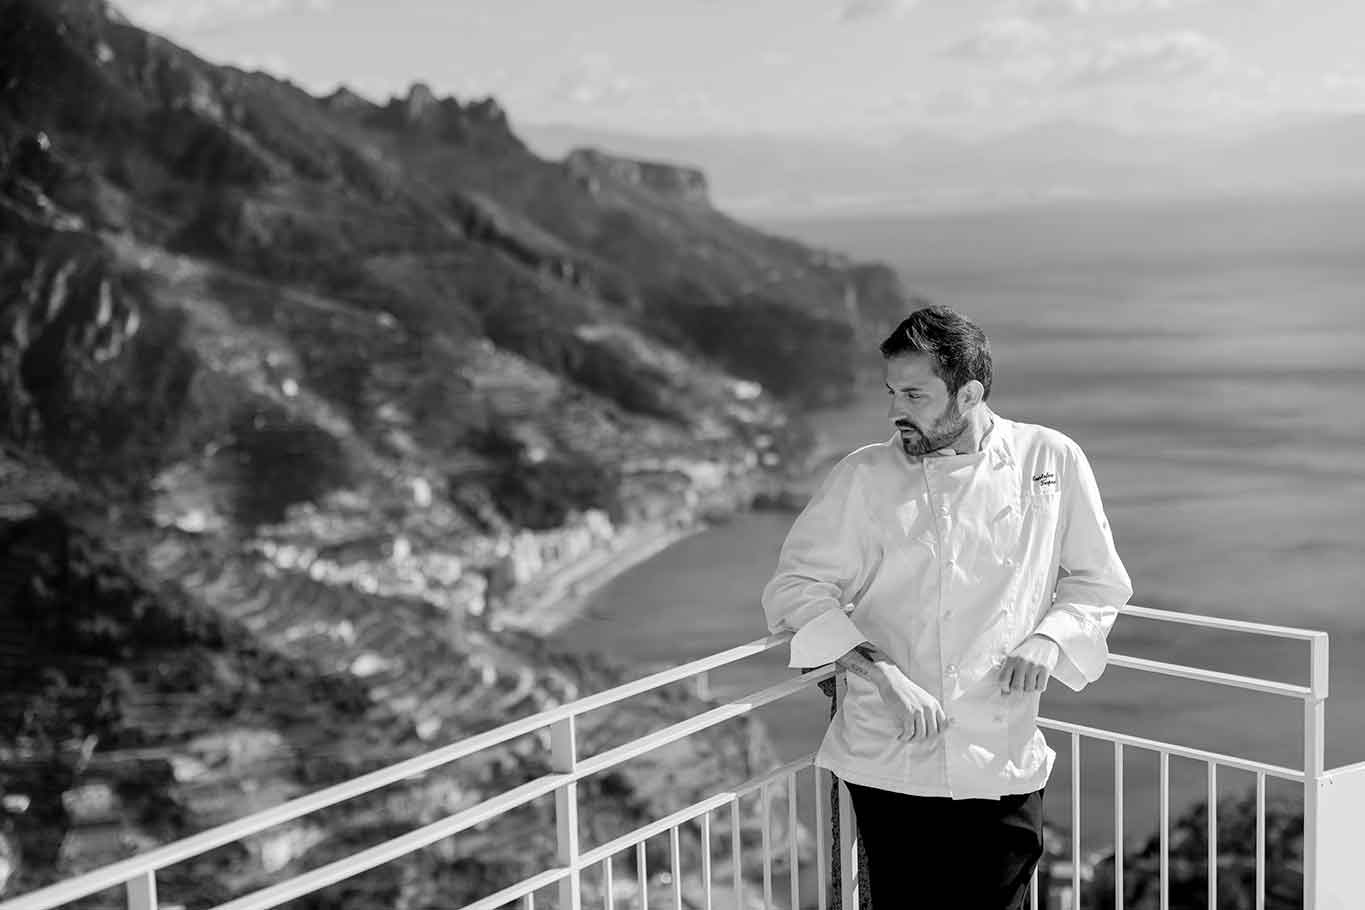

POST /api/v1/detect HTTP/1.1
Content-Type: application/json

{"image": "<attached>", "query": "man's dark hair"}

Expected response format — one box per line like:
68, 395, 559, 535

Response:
879, 305, 993, 401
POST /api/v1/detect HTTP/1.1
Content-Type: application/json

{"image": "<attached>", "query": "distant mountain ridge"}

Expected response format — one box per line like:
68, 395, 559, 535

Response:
521, 115, 1365, 215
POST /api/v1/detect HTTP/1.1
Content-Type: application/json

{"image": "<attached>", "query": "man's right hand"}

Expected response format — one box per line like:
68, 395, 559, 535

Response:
874, 662, 949, 742
836, 645, 948, 743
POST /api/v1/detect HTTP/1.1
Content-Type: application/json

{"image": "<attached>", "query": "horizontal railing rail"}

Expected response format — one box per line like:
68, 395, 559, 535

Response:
0, 603, 1337, 910
1035, 718, 1305, 781
0, 635, 804, 910
1105, 652, 1312, 698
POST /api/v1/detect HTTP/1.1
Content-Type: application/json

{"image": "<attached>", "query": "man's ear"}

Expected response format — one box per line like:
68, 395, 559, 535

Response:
957, 379, 985, 411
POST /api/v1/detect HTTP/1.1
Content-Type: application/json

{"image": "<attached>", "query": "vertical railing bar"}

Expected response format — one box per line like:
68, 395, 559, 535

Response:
761, 783, 773, 910
670, 826, 683, 910
837, 778, 859, 910
523, 891, 536, 910
1305, 632, 1328, 910
1115, 741, 1125, 910
552, 716, 583, 910
1256, 771, 1266, 910
835, 664, 858, 910
1071, 732, 1081, 910
730, 798, 742, 910
814, 769, 828, 910
1207, 762, 1217, 910
1160, 751, 1170, 910
1030, 865, 1039, 910
605, 855, 615, 910
125, 870, 157, 910
787, 772, 800, 910
638, 840, 649, 910
701, 811, 714, 910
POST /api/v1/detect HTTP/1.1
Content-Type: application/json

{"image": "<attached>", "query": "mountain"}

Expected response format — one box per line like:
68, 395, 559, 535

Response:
521, 116, 1365, 216
0, 0, 911, 903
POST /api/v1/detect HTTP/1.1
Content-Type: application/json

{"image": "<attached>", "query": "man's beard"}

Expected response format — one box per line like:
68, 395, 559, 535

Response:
896, 401, 969, 456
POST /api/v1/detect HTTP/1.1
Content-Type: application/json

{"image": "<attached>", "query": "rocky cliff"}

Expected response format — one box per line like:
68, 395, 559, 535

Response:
0, 0, 912, 904
564, 148, 713, 208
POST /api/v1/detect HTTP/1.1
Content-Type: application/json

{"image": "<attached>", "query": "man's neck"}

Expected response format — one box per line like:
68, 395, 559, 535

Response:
946, 405, 995, 455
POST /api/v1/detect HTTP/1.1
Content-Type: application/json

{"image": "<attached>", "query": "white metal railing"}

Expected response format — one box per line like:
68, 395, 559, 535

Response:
0, 604, 1350, 910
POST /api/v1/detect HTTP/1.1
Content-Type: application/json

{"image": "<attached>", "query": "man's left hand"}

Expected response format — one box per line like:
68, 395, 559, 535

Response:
999, 635, 1061, 694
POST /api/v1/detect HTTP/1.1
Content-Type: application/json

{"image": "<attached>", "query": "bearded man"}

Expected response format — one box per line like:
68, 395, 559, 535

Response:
762, 304, 1132, 909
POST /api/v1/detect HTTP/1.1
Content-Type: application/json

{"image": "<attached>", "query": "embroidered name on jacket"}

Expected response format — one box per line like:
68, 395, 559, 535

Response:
1032, 471, 1058, 489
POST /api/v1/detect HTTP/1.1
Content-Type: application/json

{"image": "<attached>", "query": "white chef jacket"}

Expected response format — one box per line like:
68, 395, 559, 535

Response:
761, 412, 1132, 799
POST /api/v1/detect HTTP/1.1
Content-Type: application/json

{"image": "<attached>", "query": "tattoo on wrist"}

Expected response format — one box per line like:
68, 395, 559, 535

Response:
853, 643, 891, 664
836, 644, 887, 683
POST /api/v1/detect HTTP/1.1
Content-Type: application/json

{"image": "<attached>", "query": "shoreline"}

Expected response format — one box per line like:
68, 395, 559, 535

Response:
495, 414, 845, 642
497, 407, 863, 643
492, 520, 711, 638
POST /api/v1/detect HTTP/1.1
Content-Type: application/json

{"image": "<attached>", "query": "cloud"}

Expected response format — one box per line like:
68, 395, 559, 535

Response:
1064, 31, 1230, 85
1012, 0, 1203, 16
553, 54, 641, 107
1323, 65, 1365, 97
837, 0, 918, 22
944, 18, 1052, 61
116, 0, 329, 33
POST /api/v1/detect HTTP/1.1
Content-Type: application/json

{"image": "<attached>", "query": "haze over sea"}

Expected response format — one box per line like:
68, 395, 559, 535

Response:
560, 191, 1365, 850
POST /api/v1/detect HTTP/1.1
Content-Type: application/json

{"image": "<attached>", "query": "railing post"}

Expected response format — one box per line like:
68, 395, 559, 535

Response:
695, 671, 712, 701
125, 871, 157, 910
834, 671, 859, 910
836, 779, 858, 910
551, 716, 582, 910
1303, 633, 1329, 910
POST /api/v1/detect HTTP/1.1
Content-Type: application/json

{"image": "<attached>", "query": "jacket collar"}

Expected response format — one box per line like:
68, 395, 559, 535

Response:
885, 407, 1015, 468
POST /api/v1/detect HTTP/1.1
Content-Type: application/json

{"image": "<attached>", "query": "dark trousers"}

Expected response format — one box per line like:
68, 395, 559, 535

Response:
845, 783, 1045, 910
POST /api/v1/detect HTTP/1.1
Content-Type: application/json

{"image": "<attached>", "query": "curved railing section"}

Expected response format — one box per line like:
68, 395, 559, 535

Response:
0, 604, 1348, 910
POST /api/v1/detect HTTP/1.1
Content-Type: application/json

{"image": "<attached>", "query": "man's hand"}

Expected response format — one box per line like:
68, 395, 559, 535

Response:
999, 634, 1061, 695
837, 645, 948, 742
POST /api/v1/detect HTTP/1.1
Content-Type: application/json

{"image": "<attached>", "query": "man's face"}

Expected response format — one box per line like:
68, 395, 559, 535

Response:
884, 353, 969, 456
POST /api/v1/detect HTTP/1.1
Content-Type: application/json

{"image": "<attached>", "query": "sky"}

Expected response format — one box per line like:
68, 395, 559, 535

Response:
112, 0, 1365, 139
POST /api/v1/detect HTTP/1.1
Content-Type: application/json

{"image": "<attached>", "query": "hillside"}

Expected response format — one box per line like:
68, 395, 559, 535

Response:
0, 0, 912, 904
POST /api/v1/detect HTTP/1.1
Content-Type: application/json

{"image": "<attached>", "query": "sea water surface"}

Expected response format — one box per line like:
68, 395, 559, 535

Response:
558, 191, 1365, 855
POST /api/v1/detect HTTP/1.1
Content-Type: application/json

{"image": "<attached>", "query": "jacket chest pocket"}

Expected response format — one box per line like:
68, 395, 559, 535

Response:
989, 487, 1061, 565
1020, 489, 1062, 550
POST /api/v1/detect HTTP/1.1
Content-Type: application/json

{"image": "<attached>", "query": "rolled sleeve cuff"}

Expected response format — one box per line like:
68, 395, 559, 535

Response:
788, 609, 867, 669
1034, 610, 1108, 692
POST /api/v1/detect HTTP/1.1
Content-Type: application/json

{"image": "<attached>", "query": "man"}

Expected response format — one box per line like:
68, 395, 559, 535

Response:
762, 305, 1132, 909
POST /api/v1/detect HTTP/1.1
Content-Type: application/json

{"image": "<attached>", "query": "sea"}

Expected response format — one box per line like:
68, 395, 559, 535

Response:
556, 190, 1365, 860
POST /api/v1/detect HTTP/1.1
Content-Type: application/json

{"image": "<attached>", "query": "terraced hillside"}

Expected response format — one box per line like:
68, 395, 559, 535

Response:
0, 0, 911, 904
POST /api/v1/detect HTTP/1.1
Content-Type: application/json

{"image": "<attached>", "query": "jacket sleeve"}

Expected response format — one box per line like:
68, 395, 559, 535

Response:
1033, 443, 1133, 691
761, 456, 876, 669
